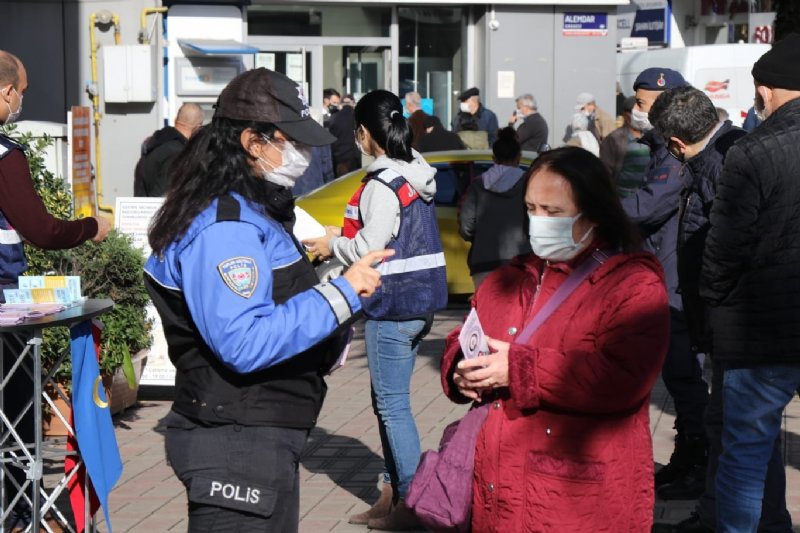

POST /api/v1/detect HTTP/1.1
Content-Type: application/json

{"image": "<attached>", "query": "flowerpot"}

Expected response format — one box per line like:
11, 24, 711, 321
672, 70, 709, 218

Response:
43, 381, 72, 438
101, 349, 148, 415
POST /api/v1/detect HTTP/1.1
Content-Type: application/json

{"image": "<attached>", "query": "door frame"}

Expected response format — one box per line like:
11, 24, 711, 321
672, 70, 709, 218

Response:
246, 35, 396, 109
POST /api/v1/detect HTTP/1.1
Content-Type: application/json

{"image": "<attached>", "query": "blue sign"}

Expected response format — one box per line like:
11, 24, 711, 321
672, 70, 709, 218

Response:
563, 12, 609, 36
630, 8, 670, 45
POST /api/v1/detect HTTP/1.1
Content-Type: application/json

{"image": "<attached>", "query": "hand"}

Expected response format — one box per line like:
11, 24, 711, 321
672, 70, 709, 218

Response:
453, 336, 510, 397
302, 226, 340, 260
508, 111, 518, 126
92, 216, 112, 243
342, 249, 395, 297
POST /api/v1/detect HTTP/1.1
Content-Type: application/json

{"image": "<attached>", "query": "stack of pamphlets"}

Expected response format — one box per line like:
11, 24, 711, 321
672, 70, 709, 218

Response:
3, 275, 82, 305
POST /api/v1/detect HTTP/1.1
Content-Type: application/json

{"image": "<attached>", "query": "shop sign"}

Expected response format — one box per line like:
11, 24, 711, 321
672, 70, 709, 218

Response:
563, 12, 608, 37
630, 8, 670, 45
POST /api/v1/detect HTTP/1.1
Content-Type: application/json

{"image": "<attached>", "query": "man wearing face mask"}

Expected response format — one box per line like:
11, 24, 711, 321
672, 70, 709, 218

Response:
562, 92, 616, 143
0, 49, 112, 531
620, 67, 711, 499
700, 33, 800, 532
452, 87, 500, 145
321, 88, 341, 130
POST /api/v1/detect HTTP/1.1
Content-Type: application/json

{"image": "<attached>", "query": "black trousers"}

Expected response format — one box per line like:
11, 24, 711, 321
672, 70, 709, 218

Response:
164, 410, 308, 533
661, 310, 709, 436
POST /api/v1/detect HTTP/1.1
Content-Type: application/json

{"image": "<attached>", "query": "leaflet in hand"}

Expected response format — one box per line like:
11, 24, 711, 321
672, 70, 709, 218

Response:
293, 206, 327, 243
458, 308, 490, 359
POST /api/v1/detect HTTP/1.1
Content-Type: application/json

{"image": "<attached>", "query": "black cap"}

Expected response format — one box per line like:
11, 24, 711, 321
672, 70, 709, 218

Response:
752, 33, 800, 90
215, 68, 335, 146
458, 87, 480, 101
633, 68, 688, 91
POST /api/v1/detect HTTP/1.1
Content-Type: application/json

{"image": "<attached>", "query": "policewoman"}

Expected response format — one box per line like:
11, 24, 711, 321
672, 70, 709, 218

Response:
144, 68, 390, 533
304, 89, 447, 530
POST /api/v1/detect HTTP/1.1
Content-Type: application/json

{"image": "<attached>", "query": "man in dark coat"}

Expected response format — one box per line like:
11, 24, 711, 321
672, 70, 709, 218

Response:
417, 115, 465, 153
645, 87, 785, 533
136, 103, 203, 197
509, 93, 548, 152
329, 95, 361, 177
452, 87, 499, 145
621, 68, 711, 499
700, 34, 800, 532
404, 91, 427, 150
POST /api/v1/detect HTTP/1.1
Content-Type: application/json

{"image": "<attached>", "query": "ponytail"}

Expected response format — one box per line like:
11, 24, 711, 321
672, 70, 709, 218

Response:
355, 90, 414, 163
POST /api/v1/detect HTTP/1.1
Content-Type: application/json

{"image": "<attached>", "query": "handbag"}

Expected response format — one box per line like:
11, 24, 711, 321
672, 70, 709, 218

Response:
406, 249, 616, 532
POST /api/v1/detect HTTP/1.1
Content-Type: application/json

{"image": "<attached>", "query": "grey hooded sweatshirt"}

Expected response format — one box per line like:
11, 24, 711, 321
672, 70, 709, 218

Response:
330, 151, 437, 266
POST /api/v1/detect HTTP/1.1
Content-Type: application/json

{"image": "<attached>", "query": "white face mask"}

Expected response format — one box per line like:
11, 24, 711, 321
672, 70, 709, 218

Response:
528, 213, 594, 262
630, 108, 653, 131
4, 88, 22, 124
258, 137, 311, 188
354, 126, 370, 157
459, 101, 471, 113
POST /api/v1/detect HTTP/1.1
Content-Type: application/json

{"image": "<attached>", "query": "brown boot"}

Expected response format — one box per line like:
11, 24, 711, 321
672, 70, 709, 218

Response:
366, 499, 424, 531
349, 481, 394, 525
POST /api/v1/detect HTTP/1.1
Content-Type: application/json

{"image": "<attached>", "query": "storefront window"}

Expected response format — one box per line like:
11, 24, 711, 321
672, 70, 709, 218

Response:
248, 5, 391, 38
398, 7, 464, 127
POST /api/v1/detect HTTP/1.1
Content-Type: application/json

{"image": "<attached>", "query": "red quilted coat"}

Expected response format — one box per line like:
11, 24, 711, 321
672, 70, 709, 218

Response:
440, 249, 669, 533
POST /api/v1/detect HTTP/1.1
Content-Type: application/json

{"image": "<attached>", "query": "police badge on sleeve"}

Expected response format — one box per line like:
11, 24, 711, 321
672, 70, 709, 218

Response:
217, 257, 258, 298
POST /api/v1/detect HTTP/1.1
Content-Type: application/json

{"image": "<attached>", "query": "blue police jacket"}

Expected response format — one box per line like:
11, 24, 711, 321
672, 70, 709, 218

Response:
621, 129, 692, 311
144, 193, 359, 427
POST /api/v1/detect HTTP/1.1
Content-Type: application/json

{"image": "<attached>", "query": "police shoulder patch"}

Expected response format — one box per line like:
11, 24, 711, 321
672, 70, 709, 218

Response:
217, 256, 258, 298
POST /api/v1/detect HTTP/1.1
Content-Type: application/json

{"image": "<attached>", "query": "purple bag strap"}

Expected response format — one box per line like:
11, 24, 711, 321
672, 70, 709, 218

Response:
516, 249, 617, 345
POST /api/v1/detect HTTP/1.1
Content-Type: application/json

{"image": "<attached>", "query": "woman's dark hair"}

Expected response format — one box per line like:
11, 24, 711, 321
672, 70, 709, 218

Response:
354, 90, 413, 162
493, 126, 521, 164
525, 146, 639, 252
148, 117, 277, 254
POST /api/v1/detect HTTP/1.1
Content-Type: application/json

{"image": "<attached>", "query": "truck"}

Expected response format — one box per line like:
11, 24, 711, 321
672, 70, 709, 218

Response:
617, 43, 771, 126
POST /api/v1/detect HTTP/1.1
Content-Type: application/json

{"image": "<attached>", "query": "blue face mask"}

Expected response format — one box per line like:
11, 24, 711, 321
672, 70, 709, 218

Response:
528, 213, 594, 262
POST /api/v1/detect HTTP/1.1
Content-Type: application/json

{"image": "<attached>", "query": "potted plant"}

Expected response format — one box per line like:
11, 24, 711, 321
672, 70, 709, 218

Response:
2, 123, 153, 424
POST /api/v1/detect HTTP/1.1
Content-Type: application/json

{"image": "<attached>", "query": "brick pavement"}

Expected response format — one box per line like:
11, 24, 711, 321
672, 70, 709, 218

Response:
43, 308, 800, 532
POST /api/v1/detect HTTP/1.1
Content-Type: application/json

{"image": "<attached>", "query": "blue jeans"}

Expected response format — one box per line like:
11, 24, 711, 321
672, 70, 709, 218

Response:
695, 359, 791, 532
716, 364, 799, 533
365, 317, 432, 499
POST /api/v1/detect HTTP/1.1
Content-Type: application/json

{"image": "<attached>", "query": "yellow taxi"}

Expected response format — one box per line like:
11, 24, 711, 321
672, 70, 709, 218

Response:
296, 150, 538, 295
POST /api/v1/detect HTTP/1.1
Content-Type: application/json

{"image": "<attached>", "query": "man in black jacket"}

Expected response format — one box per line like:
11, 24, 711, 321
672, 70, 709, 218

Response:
647, 87, 788, 533
508, 93, 548, 152
135, 103, 203, 197
417, 115, 465, 153
700, 34, 800, 532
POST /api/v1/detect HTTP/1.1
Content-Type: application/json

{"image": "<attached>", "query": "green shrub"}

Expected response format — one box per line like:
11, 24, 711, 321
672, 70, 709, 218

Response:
1, 123, 152, 378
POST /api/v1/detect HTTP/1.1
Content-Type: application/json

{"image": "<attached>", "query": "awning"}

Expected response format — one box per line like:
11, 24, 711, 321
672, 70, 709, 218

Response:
178, 39, 259, 56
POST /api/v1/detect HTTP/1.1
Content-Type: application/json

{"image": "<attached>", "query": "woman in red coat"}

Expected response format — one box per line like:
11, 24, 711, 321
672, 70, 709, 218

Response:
440, 146, 670, 532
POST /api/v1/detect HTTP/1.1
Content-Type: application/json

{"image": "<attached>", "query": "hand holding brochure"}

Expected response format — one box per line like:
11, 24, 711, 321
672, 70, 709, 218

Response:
458, 308, 490, 359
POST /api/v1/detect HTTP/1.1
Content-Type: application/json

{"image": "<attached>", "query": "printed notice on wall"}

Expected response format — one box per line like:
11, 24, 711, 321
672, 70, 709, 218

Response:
563, 12, 609, 37
497, 71, 515, 99
115, 197, 175, 387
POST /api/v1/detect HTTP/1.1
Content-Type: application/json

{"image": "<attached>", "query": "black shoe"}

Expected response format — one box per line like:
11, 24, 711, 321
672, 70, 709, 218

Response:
672, 512, 713, 532
655, 433, 708, 488
657, 465, 706, 500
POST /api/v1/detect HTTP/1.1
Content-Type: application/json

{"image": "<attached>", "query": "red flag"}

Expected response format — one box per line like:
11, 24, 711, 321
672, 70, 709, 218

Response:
64, 321, 104, 532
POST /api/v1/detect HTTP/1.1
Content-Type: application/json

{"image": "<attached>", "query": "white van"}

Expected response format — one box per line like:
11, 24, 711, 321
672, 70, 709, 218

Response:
617, 43, 770, 126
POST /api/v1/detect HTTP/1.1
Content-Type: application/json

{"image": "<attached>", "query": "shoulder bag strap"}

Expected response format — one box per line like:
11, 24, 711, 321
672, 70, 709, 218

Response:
516, 249, 618, 345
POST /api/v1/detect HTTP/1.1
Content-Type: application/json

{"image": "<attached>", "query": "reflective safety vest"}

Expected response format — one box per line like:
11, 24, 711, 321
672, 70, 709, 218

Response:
0, 136, 26, 281
343, 168, 447, 319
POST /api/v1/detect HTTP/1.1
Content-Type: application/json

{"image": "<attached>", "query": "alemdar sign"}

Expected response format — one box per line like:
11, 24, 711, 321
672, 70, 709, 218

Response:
563, 12, 609, 37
